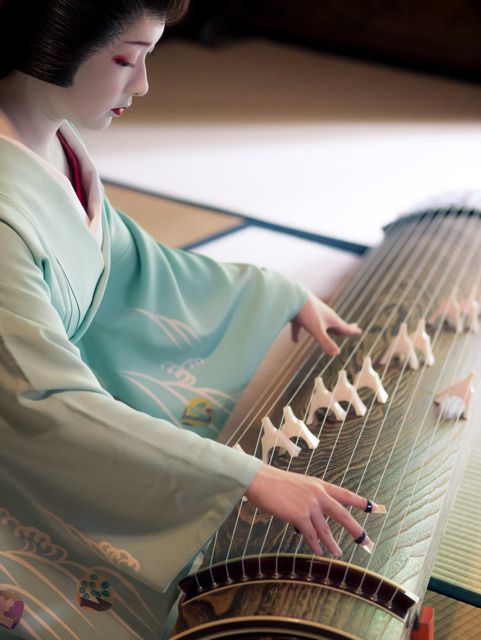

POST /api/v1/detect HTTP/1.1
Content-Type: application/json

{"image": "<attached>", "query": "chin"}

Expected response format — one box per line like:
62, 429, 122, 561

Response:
97, 117, 113, 131
73, 114, 113, 131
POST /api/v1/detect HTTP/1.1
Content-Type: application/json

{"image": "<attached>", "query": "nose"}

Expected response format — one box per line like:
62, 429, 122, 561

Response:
130, 64, 149, 98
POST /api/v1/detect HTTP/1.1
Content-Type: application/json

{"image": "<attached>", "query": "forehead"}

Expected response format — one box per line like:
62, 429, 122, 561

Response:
116, 14, 165, 47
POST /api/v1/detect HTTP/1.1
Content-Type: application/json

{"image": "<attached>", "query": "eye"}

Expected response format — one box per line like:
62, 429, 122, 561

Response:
113, 56, 135, 68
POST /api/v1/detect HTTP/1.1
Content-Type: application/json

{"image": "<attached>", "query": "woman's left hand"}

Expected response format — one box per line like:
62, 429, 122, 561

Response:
291, 292, 362, 356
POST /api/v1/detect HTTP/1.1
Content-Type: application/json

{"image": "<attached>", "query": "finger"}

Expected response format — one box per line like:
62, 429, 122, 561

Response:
324, 484, 371, 510
328, 319, 362, 337
310, 511, 342, 557
325, 484, 387, 514
364, 499, 387, 514
300, 313, 340, 355
322, 488, 376, 553
317, 331, 340, 356
322, 494, 367, 544
296, 520, 323, 556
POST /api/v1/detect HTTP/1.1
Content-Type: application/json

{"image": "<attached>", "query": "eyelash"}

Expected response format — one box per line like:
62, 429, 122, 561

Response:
113, 56, 135, 68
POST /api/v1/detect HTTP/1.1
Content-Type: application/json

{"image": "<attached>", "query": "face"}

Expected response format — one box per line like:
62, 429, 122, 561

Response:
61, 14, 164, 130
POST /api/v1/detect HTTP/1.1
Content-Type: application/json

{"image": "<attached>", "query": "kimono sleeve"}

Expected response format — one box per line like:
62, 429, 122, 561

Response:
0, 221, 262, 591
79, 200, 310, 434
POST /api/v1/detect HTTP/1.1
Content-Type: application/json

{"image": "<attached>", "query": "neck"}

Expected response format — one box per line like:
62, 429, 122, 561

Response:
0, 71, 65, 158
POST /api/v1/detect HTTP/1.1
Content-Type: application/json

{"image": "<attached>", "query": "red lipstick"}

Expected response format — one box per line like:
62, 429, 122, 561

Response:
111, 108, 125, 116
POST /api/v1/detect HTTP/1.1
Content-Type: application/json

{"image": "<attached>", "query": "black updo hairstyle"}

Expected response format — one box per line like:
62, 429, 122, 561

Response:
0, 0, 189, 86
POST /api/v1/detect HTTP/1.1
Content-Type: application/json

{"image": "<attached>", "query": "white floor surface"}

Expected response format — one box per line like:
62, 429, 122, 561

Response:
194, 226, 361, 299
81, 39, 481, 246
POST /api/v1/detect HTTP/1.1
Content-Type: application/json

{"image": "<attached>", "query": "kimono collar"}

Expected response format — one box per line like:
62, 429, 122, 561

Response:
0, 123, 112, 342
0, 122, 103, 243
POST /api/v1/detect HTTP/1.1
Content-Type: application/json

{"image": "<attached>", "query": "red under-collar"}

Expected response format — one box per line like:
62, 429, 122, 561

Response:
57, 130, 88, 212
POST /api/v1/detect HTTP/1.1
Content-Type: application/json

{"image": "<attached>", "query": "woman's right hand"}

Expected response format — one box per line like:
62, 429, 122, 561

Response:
245, 463, 373, 557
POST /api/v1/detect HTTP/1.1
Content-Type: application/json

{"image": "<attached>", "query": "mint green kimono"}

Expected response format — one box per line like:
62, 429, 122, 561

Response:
0, 125, 307, 639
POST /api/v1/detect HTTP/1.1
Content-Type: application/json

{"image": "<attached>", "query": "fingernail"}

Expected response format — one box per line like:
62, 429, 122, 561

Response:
334, 544, 342, 557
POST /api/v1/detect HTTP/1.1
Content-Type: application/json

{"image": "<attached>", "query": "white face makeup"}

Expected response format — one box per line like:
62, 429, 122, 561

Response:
62, 14, 165, 130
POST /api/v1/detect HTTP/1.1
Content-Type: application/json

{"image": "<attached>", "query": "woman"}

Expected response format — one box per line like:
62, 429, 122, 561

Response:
0, 1, 372, 637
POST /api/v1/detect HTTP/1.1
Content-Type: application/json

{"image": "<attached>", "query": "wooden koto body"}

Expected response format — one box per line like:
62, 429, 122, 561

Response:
173, 208, 481, 639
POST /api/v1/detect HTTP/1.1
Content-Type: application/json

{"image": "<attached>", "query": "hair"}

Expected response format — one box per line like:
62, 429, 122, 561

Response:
0, 0, 190, 86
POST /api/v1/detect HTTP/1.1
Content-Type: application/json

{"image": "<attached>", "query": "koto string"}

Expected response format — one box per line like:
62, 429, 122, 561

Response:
216, 211, 444, 576
216, 221, 424, 580
215, 210, 444, 577
266, 209, 457, 568
321, 210, 472, 561
193, 210, 481, 640
196, 249, 373, 587
326, 210, 476, 577
222, 220, 408, 448
216, 216, 430, 573
382, 352, 481, 609
328, 209, 480, 588
200, 206, 462, 584
235, 212, 438, 572
280, 209, 473, 580
229, 211, 434, 457
368, 219, 481, 602
334, 215, 479, 608
354, 210, 479, 564
372, 286, 481, 640
285, 209, 466, 577
188, 209, 479, 620
223, 210, 439, 451
378, 319, 481, 608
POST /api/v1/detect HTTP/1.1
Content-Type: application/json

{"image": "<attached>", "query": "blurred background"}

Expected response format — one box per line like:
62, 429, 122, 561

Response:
168, 0, 481, 83
83, 0, 481, 251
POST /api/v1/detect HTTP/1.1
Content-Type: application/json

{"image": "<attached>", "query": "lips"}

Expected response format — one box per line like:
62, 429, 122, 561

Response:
111, 108, 126, 116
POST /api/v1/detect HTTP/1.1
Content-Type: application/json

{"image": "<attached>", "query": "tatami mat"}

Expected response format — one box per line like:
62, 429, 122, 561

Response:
431, 423, 481, 604
104, 182, 243, 247
423, 591, 481, 639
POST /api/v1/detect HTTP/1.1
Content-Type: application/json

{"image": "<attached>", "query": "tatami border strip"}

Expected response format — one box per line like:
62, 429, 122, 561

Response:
182, 223, 249, 251
103, 178, 370, 255
428, 577, 481, 609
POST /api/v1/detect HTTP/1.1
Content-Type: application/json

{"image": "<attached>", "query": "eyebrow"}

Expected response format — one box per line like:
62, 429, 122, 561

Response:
124, 40, 152, 46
